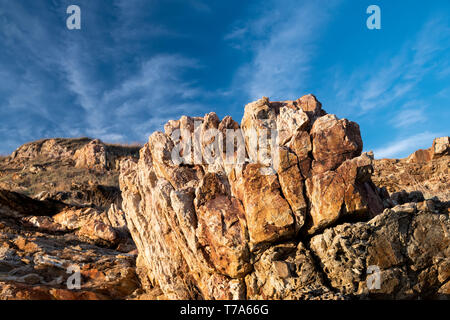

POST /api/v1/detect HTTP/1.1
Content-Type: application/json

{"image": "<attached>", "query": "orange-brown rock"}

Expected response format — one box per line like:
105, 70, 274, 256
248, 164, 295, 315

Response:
288, 130, 312, 177
1, 94, 447, 300
310, 114, 363, 175
306, 153, 383, 234
119, 94, 385, 299
74, 139, 107, 171
373, 137, 449, 202
196, 195, 251, 278
78, 220, 119, 244
274, 147, 307, 233
0, 194, 139, 300
240, 163, 295, 246
407, 136, 449, 164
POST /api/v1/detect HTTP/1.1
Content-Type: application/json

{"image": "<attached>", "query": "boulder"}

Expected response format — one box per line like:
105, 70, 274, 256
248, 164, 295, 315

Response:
310, 201, 449, 299
310, 114, 363, 175
74, 139, 107, 171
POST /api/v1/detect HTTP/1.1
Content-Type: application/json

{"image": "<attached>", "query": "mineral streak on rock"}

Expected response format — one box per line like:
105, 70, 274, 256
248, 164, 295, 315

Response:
119, 94, 398, 299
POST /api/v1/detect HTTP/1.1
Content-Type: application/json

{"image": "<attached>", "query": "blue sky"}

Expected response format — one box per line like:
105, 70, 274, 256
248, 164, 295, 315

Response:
0, 0, 449, 158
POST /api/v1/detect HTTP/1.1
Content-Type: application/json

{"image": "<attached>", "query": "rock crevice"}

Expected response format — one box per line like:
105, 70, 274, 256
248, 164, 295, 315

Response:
119, 94, 403, 299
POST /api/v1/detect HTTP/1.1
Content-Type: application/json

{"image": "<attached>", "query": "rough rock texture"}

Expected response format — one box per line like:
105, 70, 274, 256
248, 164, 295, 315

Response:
373, 137, 450, 202
120, 95, 390, 299
0, 138, 141, 300
310, 201, 449, 299
407, 137, 449, 164
1, 96, 448, 300
0, 191, 139, 300
0, 138, 139, 207
74, 139, 108, 171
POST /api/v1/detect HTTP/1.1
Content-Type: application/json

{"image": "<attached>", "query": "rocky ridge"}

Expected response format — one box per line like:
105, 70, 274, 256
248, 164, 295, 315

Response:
119, 94, 449, 299
372, 137, 449, 202
0, 95, 448, 300
0, 138, 140, 299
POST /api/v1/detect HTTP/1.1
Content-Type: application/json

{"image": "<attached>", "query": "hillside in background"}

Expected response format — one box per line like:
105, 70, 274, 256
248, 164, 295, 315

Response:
0, 96, 448, 300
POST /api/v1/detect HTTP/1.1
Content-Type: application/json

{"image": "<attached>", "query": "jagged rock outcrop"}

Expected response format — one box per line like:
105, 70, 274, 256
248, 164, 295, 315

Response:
0, 137, 143, 300
0, 136, 143, 300
0, 189, 132, 248
407, 137, 449, 164
0, 138, 140, 211
8, 138, 88, 164
74, 139, 108, 171
372, 137, 450, 202
3, 137, 140, 172
119, 94, 390, 299
0, 95, 448, 300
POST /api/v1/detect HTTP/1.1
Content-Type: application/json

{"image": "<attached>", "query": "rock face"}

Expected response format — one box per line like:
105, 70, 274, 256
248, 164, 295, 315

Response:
0, 190, 139, 300
0, 138, 140, 212
5, 137, 140, 172
0, 137, 144, 300
407, 137, 449, 164
310, 201, 449, 299
372, 137, 450, 202
120, 95, 392, 299
8, 138, 88, 164
0, 95, 448, 300
74, 139, 108, 171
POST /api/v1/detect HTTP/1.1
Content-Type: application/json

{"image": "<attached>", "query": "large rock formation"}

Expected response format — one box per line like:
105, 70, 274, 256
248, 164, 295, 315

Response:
119, 95, 398, 299
0, 95, 448, 300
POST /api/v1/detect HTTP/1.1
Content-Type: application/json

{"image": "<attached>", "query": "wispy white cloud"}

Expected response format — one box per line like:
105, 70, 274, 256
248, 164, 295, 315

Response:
390, 108, 426, 128
186, 0, 211, 13
101, 54, 206, 140
373, 131, 441, 159
227, 0, 340, 100
60, 51, 207, 143
331, 17, 450, 114
112, 0, 183, 42
224, 27, 248, 41
389, 101, 427, 128
0, 0, 210, 153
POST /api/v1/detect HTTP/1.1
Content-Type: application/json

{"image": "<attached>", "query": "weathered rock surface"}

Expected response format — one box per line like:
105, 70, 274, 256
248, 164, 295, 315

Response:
310, 201, 449, 299
407, 136, 449, 164
373, 137, 450, 202
0, 138, 139, 209
0, 97, 448, 300
0, 191, 139, 300
119, 95, 390, 299
74, 139, 108, 171
0, 138, 141, 300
